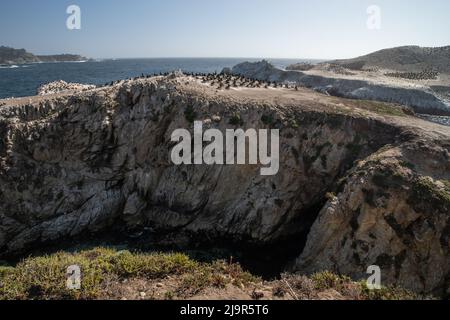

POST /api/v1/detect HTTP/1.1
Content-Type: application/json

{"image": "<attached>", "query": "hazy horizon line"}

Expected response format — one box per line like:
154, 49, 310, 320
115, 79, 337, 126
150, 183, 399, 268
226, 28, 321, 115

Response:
93, 56, 328, 61
4, 43, 450, 62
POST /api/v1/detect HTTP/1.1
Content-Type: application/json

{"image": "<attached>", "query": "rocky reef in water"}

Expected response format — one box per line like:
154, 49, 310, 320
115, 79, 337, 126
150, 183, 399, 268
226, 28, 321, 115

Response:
0, 74, 449, 297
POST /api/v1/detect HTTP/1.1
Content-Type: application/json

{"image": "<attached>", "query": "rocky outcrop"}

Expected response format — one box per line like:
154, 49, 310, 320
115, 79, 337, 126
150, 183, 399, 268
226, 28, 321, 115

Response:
37, 81, 96, 96
286, 63, 315, 72
228, 60, 450, 116
294, 142, 450, 296
0, 74, 449, 296
0, 46, 88, 65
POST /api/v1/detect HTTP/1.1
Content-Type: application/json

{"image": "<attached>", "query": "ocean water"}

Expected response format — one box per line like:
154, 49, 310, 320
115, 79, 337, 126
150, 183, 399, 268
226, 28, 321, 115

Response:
0, 58, 311, 99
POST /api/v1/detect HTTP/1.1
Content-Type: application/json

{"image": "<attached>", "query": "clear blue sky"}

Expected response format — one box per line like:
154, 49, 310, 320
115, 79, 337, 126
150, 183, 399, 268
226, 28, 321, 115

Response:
1, 0, 449, 59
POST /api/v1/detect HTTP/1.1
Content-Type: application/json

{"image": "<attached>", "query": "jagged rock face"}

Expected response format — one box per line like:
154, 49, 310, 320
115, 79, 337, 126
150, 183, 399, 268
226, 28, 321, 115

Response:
0, 77, 395, 252
294, 143, 450, 296
0, 75, 449, 295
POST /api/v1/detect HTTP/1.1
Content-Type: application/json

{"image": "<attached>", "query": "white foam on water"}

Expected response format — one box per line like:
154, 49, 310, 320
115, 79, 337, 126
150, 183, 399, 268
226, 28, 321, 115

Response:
0, 64, 32, 69
0, 65, 18, 69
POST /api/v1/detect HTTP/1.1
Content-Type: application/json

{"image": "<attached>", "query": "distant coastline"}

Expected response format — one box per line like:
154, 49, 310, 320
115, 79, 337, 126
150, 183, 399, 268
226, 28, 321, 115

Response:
0, 46, 90, 66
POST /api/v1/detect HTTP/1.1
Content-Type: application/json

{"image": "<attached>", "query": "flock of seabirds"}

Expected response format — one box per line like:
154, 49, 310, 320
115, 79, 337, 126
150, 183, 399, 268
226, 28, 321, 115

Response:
0, 71, 297, 106
97, 71, 300, 91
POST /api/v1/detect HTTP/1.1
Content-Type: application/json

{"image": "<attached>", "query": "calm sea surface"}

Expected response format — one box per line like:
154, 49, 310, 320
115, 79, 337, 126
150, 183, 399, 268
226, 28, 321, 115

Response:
0, 58, 315, 99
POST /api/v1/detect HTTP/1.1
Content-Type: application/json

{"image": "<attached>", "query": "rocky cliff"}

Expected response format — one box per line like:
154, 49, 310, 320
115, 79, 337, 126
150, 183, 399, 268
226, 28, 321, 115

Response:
0, 74, 449, 296
37, 81, 96, 96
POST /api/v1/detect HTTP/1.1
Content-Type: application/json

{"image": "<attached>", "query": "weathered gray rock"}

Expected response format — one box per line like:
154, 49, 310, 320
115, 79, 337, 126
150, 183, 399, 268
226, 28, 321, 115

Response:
0, 74, 449, 295
294, 143, 450, 296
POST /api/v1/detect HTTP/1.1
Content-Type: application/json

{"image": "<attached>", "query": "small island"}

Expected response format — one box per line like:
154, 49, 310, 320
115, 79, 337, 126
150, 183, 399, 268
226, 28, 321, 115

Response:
0, 46, 90, 65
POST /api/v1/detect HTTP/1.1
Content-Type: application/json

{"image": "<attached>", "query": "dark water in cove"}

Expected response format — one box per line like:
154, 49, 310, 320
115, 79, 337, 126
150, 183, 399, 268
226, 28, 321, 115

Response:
0, 58, 308, 99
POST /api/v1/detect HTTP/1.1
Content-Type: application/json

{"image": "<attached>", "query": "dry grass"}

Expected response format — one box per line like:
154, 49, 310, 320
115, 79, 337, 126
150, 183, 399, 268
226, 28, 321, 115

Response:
0, 248, 256, 300
0, 249, 422, 300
